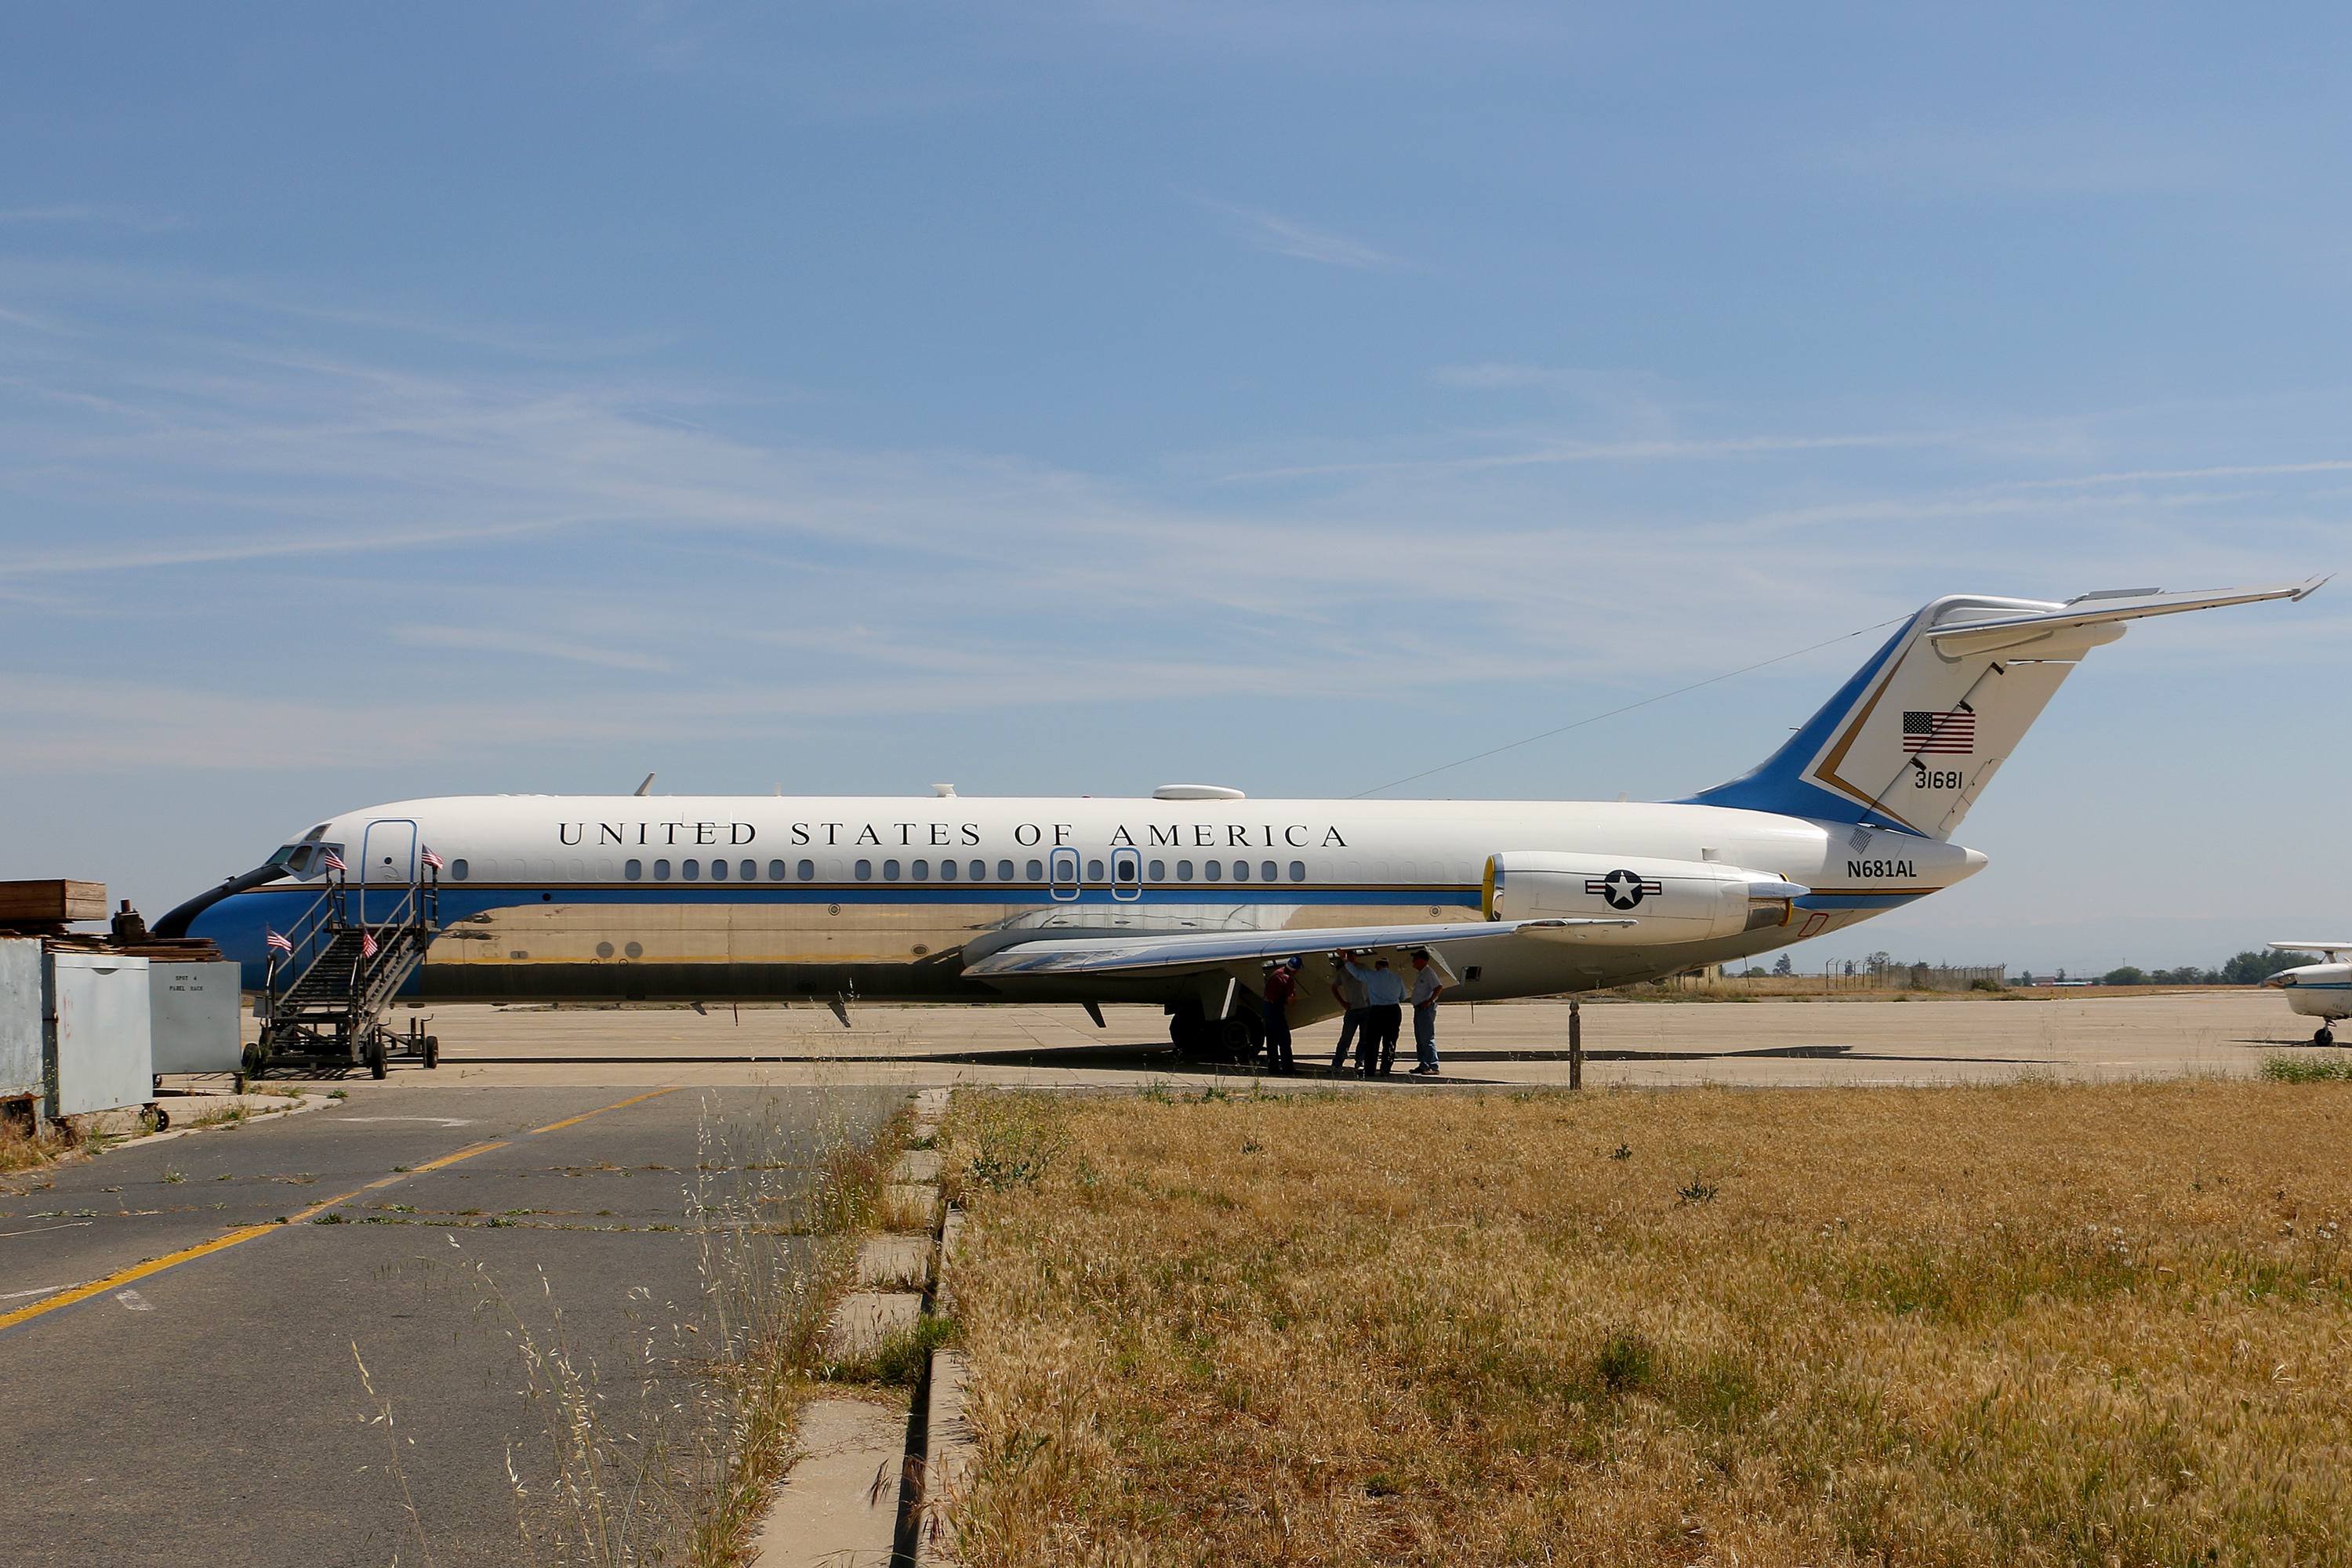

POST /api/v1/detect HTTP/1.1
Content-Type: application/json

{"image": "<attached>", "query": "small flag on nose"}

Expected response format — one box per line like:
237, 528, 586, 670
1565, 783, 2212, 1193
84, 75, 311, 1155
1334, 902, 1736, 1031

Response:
361, 931, 378, 960
420, 846, 444, 872
264, 927, 292, 955
319, 849, 348, 874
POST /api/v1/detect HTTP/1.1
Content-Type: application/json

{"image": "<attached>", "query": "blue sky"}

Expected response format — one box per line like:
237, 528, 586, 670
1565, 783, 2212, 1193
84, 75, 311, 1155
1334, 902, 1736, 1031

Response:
2, 2, 2345, 975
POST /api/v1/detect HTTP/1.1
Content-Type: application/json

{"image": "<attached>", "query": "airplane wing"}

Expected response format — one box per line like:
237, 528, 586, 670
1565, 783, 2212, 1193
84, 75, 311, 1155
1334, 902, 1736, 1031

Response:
1925, 579, 2326, 659
959, 917, 1634, 978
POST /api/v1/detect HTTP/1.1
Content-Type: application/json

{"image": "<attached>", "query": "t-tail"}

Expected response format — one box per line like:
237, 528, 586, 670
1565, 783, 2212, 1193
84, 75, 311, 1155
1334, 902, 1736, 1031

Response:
1679, 579, 2325, 840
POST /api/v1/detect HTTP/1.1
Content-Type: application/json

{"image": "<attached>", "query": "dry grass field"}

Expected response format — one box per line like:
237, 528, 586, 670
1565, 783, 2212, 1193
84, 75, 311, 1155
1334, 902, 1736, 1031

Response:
938, 1077, 2352, 1566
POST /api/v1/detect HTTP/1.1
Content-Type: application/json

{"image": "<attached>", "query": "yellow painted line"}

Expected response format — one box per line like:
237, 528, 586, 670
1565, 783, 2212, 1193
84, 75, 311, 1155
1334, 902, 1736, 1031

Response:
528, 1085, 681, 1135
0, 1087, 681, 1335
0, 1226, 277, 1330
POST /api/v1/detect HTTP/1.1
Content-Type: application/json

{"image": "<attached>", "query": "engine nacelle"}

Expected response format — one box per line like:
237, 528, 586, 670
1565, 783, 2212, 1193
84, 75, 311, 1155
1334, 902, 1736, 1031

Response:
1483, 852, 1809, 946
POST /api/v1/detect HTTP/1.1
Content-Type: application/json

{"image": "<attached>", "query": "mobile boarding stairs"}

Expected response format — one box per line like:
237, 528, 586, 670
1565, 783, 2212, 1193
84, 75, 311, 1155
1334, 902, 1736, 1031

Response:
246, 869, 441, 1083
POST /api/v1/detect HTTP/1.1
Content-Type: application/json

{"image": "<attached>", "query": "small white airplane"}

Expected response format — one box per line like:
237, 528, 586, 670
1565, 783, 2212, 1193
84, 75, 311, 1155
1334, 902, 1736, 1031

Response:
2263, 942, 2352, 1047
157, 579, 2323, 1064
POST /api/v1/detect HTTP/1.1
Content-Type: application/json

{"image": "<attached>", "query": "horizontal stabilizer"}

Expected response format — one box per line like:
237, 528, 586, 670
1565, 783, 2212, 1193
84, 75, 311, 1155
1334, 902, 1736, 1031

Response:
2270, 940, 2352, 958
1925, 579, 2326, 659
960, 916, 1635, 979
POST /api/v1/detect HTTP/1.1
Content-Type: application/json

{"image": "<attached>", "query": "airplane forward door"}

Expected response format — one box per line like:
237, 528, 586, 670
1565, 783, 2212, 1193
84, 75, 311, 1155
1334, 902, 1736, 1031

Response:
360, 819, 418, 926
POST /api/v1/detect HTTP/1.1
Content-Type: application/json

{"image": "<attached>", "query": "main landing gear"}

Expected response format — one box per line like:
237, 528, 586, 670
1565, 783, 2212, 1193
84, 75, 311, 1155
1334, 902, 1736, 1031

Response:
1167, 1001, 1263, 1065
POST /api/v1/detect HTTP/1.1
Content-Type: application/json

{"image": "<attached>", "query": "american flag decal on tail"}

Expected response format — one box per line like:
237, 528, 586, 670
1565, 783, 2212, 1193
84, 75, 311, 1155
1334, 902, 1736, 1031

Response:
1902, 704, 1975, 754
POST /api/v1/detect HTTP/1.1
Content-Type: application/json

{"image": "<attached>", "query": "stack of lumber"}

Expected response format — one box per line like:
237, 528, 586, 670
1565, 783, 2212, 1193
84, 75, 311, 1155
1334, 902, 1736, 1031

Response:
0, 880, 224, 961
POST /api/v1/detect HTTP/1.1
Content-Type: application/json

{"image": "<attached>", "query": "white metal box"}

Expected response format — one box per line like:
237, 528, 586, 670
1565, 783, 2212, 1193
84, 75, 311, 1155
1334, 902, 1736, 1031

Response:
0, 938, 39, 1101
45, 952, 152, 1119
148, 960, 242, 1075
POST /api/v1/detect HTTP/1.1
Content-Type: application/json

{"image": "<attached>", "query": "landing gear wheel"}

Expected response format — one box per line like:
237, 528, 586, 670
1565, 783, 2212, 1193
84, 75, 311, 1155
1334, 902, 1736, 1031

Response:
241, 1040, 268, 1086
423, 1035, 440, 1069
1217, 1014, 1263, 1065
2318, 1027, 2336, 1048
367, 1037, 388, 1080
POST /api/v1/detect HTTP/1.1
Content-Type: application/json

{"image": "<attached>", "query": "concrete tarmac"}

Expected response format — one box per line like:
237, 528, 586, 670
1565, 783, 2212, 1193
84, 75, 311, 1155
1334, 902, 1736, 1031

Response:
0, 1084, 900, 1567
257, 989, 2318, 1094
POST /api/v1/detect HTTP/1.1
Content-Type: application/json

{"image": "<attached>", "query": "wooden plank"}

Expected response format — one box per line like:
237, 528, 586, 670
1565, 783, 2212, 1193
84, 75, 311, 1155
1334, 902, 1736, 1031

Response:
0, 880, 106, 922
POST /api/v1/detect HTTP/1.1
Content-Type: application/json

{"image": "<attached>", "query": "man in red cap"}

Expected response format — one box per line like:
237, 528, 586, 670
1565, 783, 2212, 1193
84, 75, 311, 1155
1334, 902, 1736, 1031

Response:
1261, 956, 1301, 1075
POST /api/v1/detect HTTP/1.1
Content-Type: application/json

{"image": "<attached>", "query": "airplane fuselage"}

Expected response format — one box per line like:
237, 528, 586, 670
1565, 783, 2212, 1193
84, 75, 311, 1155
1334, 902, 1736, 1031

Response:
187, 793, 1986, 1018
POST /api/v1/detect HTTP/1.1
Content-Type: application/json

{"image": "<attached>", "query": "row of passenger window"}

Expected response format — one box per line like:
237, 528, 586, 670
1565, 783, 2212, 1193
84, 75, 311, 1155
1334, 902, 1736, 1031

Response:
449, 857, 1312, 884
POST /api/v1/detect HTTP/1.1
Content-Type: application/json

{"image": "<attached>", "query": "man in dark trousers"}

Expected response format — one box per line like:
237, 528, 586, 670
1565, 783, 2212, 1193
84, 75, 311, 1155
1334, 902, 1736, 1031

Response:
1328, 954, 1368, 1076
1340, 951, 1407, 1076
1260, 956, 1301, 1074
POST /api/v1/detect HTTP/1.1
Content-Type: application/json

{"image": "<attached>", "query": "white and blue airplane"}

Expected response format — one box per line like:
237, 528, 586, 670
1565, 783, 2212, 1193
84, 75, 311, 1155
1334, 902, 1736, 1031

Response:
158, 580, 2322, 1058
2263, 942, 2352, 1047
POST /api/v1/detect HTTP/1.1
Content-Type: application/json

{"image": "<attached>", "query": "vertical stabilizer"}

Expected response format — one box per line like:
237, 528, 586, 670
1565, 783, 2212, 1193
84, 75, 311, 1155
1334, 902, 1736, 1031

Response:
1679, 580, 2322, 839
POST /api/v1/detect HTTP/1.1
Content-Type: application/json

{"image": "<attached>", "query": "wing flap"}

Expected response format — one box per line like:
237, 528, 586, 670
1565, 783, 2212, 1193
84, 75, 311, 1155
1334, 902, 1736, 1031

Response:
958, 917, 1635, 978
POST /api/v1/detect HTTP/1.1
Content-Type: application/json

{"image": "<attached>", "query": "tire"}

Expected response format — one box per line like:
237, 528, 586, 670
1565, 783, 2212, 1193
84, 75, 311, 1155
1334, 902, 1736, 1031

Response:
241, 1041, 269, 1083
2318, 1027, 2337, 1048
1217, 1014, 1262, 1064
368, 1038, 388, 1080
423, 1035, 440, 1069
147, 1104, 169, 1133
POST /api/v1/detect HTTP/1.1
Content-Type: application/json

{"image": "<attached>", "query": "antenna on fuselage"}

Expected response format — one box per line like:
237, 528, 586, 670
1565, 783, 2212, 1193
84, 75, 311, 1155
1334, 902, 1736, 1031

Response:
634, 773, 655, 797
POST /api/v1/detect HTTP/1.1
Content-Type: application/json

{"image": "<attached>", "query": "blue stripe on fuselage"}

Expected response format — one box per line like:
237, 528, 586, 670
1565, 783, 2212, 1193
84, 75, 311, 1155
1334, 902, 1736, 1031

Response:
194, 883, 1485, 990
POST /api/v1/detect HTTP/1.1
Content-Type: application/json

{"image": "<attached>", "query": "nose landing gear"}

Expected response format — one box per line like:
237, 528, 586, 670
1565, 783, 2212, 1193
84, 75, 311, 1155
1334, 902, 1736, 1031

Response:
2317, 1025, 2338, 1047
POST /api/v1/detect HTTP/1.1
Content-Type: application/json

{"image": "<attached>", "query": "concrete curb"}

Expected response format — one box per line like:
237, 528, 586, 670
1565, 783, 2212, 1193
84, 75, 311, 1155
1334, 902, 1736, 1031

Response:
913, 1204, 972, 1568
748, 1084, 957, 1566
82, 1092, 336, 1155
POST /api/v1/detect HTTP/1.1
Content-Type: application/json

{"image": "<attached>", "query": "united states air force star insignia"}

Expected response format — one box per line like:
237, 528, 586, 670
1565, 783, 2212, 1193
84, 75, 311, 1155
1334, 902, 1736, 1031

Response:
1584, 869, 1663, 909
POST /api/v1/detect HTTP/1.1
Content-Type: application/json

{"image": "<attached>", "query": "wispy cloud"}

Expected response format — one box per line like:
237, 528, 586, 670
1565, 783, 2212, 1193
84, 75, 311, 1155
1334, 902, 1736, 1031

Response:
0, 205, 182, 233
394, 625, 673, 671
1209, 202, 1402, 268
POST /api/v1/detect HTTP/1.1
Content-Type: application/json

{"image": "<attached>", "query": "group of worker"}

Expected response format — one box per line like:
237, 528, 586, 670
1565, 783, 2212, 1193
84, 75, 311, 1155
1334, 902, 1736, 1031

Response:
1258, 949, 1443, 1077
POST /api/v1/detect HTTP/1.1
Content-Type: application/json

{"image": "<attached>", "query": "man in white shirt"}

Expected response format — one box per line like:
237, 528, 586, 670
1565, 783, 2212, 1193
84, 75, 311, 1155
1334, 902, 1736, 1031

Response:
1340, 951, 1407, 1076
1407, 950, 1445, 1076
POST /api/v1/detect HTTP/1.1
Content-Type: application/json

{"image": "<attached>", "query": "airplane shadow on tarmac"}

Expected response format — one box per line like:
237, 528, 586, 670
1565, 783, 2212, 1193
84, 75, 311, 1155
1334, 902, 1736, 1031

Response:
889, 1040, 2059, 1080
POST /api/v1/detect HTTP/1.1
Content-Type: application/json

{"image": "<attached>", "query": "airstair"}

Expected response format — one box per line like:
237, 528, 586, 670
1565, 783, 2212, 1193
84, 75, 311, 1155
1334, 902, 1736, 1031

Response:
246, 864, 442, 1083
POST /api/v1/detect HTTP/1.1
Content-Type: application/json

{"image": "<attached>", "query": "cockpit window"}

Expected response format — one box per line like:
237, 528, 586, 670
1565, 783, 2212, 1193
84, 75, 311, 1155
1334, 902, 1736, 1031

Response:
267, 842, 339, 877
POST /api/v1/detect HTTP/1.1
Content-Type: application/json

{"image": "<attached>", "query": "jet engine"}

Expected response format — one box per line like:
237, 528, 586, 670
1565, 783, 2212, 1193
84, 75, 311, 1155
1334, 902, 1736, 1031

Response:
1483, 852, 1809, 945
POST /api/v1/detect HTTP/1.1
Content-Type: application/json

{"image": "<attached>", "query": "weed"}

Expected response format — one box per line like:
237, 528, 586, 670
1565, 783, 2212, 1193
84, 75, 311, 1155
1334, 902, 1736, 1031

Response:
2263, 1054, 2352, 1083
829, 1313, 955, 1388
1676, 1178, 1719, 1204
329, 1089, 349, 1100
1610, 1143, 1632, 1160
313, 1211, 347, 1225
160, 1167, 185, 1185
